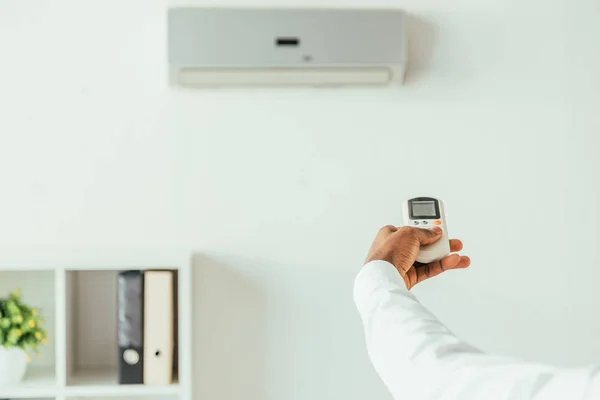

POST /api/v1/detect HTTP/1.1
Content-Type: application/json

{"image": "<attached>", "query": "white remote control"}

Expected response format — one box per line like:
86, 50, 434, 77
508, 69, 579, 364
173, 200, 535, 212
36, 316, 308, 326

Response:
402, 197, 451, 264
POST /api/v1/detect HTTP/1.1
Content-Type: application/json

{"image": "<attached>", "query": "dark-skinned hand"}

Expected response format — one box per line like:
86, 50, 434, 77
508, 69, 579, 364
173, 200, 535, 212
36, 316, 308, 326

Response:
365, 225, 470, 289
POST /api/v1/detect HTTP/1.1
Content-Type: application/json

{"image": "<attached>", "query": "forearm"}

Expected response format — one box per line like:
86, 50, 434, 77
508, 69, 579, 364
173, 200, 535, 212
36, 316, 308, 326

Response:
354, 260, 600, 400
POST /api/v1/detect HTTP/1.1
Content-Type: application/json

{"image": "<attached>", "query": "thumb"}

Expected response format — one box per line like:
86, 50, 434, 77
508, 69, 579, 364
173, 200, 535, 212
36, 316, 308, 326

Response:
412, 226, 443, 245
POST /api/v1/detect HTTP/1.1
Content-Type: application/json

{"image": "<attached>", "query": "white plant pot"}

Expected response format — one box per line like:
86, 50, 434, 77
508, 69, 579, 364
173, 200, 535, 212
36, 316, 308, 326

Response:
0, 346, 28, 386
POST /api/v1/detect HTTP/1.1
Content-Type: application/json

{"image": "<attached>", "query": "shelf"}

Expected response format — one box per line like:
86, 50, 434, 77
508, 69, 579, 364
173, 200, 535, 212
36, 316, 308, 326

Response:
66, 369, 180, 397
0, 366, 57, 398
0, 249, 191, 399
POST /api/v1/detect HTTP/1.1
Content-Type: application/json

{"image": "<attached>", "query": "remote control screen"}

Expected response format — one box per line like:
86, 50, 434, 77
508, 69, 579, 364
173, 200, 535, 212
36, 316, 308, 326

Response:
411, 201, 436, 217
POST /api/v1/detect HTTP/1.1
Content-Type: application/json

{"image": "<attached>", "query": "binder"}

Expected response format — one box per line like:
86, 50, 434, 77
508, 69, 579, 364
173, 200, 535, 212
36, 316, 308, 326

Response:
117, 270, 144, 384
143, 270, 175, 385
172, 269, 179, 381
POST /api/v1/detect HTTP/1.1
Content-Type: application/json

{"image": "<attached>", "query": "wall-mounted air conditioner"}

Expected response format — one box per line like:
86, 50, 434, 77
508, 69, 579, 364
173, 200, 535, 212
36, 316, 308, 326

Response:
167, 7, 407, 87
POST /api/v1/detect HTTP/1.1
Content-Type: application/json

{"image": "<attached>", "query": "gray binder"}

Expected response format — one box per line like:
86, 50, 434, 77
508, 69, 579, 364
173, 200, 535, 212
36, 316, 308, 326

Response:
117, 270, 144, 384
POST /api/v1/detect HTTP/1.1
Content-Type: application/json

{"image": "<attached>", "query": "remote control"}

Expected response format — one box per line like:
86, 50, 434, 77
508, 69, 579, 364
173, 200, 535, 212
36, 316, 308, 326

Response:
402, 197, 451, 264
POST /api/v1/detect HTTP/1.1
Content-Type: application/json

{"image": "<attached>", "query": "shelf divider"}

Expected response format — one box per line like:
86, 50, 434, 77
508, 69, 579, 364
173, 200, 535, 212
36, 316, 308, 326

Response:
55, 266, 67, 389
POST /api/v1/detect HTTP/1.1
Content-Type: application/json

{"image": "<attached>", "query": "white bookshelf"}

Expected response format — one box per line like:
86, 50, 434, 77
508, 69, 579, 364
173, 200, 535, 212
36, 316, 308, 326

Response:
0, 246, 192, 400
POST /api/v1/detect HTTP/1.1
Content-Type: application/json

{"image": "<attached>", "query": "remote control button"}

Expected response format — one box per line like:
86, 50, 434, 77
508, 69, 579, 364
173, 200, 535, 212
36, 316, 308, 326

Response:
413, 221, 419, 225
422, 221, 428, 225
433, 220, 442, 225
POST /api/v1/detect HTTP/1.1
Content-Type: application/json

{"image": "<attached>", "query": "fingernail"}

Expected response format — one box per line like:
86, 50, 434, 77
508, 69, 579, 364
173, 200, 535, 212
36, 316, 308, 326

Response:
432, 227, 442, 234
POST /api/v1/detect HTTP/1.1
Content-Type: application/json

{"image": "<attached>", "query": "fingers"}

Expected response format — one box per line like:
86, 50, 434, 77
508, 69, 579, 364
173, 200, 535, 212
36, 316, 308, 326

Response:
382, 226, 461, 250
439, 254, 470, 270
409, 226, 443, 245
449, 239, 463, 253
414, 254, 471, 284
374, 225, 397, 243
379, 225, 398, 234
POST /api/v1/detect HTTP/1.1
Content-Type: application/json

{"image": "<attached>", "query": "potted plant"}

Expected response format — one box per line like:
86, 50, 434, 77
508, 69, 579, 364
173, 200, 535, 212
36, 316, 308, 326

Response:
0, 289, 48, 386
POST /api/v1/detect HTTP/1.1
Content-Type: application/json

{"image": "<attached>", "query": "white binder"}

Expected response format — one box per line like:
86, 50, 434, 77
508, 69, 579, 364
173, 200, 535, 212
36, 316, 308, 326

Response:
143, 270, 174, 385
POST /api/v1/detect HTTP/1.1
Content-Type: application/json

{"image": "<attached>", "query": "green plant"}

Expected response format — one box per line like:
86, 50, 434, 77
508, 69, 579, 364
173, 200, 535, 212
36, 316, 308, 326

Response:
0, 289, 48, 361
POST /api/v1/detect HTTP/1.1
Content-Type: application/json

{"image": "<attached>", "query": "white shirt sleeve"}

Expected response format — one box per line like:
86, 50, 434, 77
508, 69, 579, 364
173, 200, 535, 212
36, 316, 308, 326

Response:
353, 260, 600, 400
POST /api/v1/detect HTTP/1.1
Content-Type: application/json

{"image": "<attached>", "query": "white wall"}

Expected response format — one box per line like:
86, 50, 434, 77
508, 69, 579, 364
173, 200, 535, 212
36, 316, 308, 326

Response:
2, 0, 600, 399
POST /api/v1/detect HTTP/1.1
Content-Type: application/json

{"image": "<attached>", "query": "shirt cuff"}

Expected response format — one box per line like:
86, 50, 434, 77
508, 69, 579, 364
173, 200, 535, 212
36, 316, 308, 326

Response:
353, 260, 416, 317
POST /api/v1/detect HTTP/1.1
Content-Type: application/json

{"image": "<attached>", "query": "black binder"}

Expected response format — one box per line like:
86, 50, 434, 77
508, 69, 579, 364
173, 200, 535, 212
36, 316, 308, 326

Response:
117, 270, 144, 384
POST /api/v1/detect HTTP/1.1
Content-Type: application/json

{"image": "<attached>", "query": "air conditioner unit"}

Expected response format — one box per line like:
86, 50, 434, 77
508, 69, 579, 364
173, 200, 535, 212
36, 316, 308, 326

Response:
167, 7, 408, 87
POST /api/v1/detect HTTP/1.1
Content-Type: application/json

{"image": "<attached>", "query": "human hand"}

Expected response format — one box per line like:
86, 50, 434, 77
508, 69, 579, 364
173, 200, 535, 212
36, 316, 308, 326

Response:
365, 225, 470, 290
